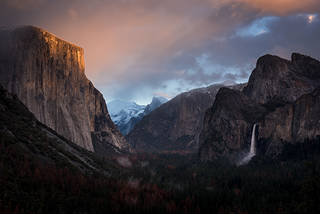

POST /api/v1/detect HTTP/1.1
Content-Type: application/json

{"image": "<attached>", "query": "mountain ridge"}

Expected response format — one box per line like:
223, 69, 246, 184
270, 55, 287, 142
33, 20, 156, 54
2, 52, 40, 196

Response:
128, 83, 246, 152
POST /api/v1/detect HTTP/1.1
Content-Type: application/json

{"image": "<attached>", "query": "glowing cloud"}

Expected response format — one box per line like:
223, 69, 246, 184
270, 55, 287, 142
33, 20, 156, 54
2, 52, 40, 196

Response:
1, 0, 320, 102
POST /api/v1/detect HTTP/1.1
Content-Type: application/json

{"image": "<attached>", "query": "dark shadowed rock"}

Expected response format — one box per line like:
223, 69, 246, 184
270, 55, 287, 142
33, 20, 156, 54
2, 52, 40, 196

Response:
200, 53, 320, 161
243, 53, 320, 105
0, 26, 129, 154
259, 86, 320, 157
0, 84, 113, 174
199, 88, 267, 161
128, 84, 246, 152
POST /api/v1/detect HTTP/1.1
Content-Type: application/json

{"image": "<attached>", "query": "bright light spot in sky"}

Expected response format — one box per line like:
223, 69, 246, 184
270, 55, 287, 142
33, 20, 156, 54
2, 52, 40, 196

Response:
307, 14, 317, 23
236, 16, 278, 37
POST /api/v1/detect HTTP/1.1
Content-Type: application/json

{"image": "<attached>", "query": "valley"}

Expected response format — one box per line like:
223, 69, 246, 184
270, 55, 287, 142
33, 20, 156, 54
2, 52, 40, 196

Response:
0, 25, 320, 214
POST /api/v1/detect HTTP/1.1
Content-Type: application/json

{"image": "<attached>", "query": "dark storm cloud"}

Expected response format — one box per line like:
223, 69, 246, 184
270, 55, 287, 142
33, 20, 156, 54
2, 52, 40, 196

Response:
0, 0, 319, 103
203, 14, 320, 69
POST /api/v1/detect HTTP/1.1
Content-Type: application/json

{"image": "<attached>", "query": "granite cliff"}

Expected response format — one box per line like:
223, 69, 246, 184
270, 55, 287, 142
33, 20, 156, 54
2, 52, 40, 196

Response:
199, 88, 267, 161
0, 26, 129, 154
0, 84, 112, 174
243, 53, 320, 105
199, 53, 320, 161
259, 86, 320, 157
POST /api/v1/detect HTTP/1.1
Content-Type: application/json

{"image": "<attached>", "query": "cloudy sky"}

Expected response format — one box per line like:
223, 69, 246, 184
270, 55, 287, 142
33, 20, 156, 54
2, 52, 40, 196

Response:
1, 0, 320, 104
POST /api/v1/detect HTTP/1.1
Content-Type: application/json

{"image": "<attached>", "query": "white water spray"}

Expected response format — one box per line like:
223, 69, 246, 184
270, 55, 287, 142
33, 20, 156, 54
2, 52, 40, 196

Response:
238, 124, 257, 166
249, 124, 257, 155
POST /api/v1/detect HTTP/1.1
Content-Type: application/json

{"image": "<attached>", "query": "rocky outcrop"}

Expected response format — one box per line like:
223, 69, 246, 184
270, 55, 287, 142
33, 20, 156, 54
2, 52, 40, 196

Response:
0, 26, 129, 153
199, 53, 320, 161
0, 84, 111, 174
243, 53, 320, 105
259, 86, 320, 157
199, 88, 267, 161
128, 84, 245, 152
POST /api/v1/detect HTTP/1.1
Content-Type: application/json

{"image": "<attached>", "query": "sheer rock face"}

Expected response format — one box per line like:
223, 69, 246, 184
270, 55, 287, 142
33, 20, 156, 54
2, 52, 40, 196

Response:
243, 53, 320, 105
0, 84, 111, 174
0, 26, 128, 153
259, 87, 320, 157
127, 84, 245, 152
199, 88, 267, 161
199, 53, 320, 161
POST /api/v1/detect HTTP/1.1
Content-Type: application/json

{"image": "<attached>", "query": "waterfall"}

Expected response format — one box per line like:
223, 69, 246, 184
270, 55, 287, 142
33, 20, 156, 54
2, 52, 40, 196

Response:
249, 124, 257, 155
238, 124, 257, 166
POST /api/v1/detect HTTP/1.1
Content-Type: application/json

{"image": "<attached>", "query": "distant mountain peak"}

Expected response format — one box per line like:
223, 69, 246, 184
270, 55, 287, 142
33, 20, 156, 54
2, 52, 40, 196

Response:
108, 100, 145, 116
127, 83, 246, 153
144, 96, 168, 114
151, 96, 168, 103
107, 97, 167, 135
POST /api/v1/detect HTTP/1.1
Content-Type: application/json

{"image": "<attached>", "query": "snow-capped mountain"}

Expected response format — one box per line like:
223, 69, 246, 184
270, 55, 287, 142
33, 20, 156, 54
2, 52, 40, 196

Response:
108, 97, 168, 135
